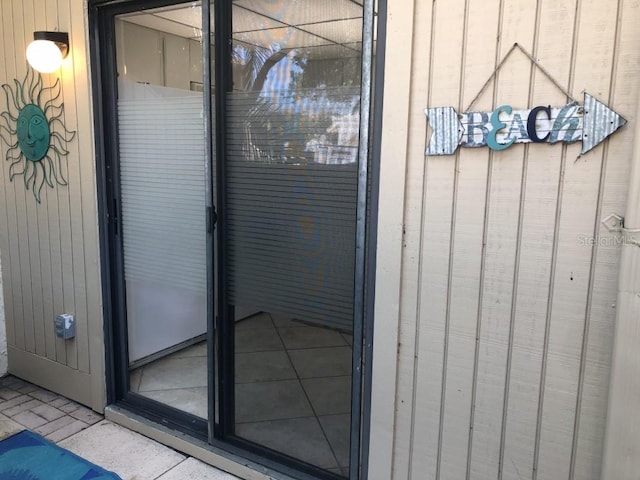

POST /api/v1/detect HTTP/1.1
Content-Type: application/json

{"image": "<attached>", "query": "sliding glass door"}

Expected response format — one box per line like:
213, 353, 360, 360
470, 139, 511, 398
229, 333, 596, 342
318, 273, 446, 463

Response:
220, 2, 366, 477
93, 0, 376, 477
112, 1, 211, 422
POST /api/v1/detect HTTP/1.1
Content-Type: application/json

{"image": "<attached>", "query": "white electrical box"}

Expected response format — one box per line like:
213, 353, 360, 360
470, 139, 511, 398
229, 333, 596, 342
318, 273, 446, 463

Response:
54, 314, 75, 340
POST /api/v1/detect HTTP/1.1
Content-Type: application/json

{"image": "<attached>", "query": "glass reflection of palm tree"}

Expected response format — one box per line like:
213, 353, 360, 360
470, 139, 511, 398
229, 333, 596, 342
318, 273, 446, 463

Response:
0, 66, 76, 203
232, 43, 288, 92
234, 44, 324, 164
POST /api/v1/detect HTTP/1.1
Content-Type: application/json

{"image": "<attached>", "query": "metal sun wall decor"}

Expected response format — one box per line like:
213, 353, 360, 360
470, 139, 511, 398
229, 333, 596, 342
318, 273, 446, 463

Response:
425, 43, 627, 156
0, 66, 76, 203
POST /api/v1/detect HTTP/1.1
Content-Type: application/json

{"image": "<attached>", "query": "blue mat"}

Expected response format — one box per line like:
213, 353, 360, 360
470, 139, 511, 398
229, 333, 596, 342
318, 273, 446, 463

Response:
0, 430, 121, 480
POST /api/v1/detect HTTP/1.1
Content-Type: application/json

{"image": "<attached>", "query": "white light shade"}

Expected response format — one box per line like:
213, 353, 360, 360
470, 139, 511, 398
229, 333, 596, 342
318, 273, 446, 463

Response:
26, 40, 64, 73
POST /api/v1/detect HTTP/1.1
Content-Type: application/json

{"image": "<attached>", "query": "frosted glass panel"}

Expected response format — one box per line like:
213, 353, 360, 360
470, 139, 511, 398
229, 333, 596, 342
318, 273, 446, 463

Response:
118, 81, 207, 362
226, 89, 359, 331
116, 1, 210, 421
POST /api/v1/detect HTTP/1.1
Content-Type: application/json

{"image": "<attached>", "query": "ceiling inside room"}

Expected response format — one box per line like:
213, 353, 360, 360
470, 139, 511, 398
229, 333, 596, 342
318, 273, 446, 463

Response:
120, 0, 372, 60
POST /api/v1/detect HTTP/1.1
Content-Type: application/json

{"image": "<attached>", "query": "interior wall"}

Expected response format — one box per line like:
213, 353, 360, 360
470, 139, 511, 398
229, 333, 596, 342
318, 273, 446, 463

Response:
373, 0, 640, 479
115, 19, 203, 90
0, 0, 104, 410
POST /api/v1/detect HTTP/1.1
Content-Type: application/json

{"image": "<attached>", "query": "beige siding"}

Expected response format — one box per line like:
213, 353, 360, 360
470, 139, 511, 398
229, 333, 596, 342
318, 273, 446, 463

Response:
0, 254, 6, 375
0, 0, 104, 410
381, 0, 640, 479
601, 84, 640, 478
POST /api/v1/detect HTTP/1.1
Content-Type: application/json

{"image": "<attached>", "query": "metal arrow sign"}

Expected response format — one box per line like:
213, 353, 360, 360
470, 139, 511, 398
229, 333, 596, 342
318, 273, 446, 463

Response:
425, 92, 627, 156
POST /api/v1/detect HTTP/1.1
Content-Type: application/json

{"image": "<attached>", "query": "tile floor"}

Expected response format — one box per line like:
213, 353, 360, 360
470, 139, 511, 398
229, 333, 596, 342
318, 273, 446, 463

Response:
0, 375, 237, 480
131, 312, 353, 476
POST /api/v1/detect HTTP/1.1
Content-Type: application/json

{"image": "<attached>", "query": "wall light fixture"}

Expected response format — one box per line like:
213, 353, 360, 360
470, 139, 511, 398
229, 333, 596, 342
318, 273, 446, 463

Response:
26, 31, 69, 73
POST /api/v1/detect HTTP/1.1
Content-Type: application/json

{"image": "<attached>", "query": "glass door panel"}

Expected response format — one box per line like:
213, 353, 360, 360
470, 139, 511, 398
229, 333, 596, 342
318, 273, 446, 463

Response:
115, 2, 210, 419
225, 1, 364, 476
97, 0, 374, 475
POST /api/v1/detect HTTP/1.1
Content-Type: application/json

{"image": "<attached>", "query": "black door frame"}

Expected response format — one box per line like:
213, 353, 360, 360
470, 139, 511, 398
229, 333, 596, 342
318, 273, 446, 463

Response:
88, 0, 386, 478
89, 0, 212, 441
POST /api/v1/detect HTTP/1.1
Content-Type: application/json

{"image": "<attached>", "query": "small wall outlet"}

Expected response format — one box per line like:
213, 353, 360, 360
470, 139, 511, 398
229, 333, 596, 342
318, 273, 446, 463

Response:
54, 314, 75, 340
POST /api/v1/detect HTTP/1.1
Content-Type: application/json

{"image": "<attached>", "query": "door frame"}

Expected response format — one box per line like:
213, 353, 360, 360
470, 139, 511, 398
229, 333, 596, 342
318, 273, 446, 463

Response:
89, 0, 211, 442
88, 0, 386, 478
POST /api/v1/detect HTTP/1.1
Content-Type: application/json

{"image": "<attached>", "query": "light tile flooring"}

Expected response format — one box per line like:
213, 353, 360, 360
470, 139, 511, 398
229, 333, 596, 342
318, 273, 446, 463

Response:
131, 312, 353, 477
0, 376, 237, 480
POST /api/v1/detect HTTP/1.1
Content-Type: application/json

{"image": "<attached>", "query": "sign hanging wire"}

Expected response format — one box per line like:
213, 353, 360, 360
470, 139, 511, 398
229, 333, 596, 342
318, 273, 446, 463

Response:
465, 43, 580, 112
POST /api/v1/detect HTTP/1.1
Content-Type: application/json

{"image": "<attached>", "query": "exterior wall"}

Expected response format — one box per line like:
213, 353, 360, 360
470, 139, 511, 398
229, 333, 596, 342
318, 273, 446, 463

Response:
601, 81, 640, 479
0, 0, 638, 477
0, 0, 104, 410
0, 254, 7, 376
371, 1, 640, 479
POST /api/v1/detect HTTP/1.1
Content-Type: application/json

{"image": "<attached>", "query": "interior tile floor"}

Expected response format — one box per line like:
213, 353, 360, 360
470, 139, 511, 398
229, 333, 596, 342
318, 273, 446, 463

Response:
131, 312, 353, 477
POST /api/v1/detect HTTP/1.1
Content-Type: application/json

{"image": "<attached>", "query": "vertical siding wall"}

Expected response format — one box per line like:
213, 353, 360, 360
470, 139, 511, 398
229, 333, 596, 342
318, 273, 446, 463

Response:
0, 0, 103, 410
392, 1, 640, 479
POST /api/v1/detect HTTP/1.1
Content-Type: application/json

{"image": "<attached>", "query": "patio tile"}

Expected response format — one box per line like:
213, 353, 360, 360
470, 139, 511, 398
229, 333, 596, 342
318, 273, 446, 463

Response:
46, 419, 89, 442
235, 380, 312, 423
69, 405, 103, 425
236, 417, 338, 470
11, 410, 49, 429
16, 384, 39, 394
288, 347, 352, 379
0, 388, 22, 401
58, 401, 81, 414
35, 415, 78, 436
59, 421, 185, 479
31, 404, 66, 422
3, 398, 43, 417
50, 397, 74, 409
29, 389, 60, 403
0, 413, 23, 440
0, 378, 26, 388
235, 351, 296, 383
156, 458, 239, 479
0, 394, 31, 412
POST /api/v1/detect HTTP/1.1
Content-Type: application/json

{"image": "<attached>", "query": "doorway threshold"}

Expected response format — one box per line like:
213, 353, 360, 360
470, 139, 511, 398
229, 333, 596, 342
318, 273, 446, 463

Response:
105, 405, 304, 480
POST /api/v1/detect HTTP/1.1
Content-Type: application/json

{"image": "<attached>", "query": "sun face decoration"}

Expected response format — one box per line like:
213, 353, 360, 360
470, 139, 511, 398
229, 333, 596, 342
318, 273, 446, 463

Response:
0, 66, 75, 203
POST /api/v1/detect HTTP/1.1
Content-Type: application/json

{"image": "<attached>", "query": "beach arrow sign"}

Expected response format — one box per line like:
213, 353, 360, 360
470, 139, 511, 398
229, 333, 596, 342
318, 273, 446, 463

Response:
425, 92, 626, 156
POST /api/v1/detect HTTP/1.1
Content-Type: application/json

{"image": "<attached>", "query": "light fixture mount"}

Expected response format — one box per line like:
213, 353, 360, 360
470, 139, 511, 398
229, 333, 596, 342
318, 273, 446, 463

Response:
33, 31, 69, 58
26, 31, 70, 73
